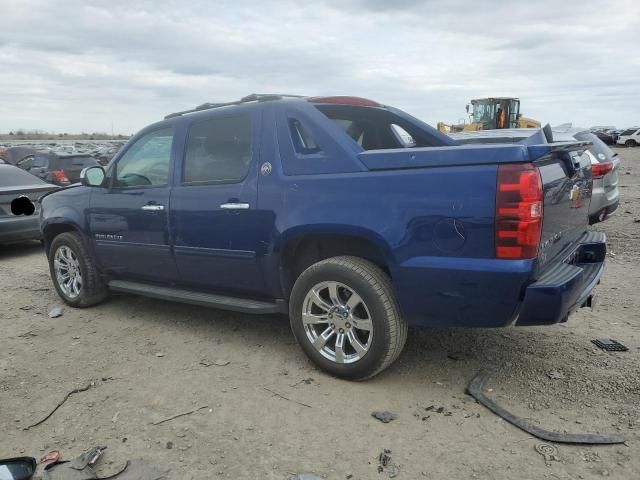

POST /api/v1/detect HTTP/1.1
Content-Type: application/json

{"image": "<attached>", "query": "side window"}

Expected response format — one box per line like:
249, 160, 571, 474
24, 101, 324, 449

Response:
115, 127, 173, 187
390, 124, 416, 147
289, 119, 320, 154
183, 114, 252, 184
17, 155, 35, 170
33, 155, 48, 168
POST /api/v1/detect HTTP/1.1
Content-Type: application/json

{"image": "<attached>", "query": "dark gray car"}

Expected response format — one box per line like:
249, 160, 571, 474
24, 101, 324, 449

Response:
0, 164, 58, 244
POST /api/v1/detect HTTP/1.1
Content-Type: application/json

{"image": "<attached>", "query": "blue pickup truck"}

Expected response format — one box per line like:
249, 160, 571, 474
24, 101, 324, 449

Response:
40, 94, 606, 379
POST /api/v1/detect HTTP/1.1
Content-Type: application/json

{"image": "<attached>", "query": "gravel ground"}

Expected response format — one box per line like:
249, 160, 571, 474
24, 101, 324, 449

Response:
1, 147, 639, 479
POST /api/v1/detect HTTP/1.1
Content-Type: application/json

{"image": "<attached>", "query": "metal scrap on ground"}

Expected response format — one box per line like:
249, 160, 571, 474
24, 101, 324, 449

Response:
466, 370, 625, 445
24, 382, 94, 430
591, 338, 629, 352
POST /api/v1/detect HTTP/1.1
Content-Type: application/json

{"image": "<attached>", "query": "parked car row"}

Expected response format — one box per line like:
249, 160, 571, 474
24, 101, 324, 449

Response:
589, 126, 640, 147
615, 127, 640, 147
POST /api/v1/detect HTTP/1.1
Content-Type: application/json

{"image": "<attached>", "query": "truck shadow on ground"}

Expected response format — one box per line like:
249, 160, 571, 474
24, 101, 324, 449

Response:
0, 241, 43, 259
103, 293, 571, 386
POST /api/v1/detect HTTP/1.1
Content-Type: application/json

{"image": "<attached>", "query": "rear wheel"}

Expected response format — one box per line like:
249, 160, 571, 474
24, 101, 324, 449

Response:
49, 232, 108, 307
289, 256, 407, 380
625, 140, 637, 147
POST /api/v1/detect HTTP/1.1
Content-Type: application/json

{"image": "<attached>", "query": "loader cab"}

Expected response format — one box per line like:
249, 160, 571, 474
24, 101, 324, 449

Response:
470, 98, 521, 130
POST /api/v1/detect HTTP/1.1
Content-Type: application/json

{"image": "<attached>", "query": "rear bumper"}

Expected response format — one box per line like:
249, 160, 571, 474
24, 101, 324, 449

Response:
515, 231, 606, 325
0, 216, 42, 243
589, 179, 619, 217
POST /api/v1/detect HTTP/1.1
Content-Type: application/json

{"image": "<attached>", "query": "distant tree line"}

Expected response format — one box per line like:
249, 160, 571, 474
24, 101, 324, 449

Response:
0, 130, 130, 140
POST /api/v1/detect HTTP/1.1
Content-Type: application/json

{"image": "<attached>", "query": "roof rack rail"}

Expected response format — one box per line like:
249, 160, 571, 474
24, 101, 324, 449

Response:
164, 93, 305, 119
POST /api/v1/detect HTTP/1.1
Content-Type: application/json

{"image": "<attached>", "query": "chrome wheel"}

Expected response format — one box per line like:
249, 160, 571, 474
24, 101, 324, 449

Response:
302, 281, 373, 364
54, 245, 83, 299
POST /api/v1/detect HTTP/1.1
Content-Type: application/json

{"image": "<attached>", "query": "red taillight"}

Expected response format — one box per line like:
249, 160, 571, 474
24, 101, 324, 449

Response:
495, 163, 543, 259
307, 96, 382, 107
52, 169, 69, 184
591, 161, 613, 178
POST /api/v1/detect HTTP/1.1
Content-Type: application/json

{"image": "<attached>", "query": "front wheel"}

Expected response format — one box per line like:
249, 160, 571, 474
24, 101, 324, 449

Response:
289, 256, 407, 380
49, 232, 108, 307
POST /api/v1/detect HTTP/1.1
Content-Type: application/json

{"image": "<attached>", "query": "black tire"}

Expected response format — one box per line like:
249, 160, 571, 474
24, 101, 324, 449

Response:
625, 140, 637, 147
289, 256, 407, 380
49, 232, 108, 307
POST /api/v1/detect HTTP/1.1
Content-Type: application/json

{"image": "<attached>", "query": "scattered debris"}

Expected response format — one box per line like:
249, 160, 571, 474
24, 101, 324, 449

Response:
423, 405, 451, 416
24, 382, 94, 430
591, 338, 629, 352
466, 370, 625, 444
111, 411, 120, 423
165, 441, 173, 450
152, 405, 209, 426
262, 387, 312, 408
535, 443, 560, 466
547, 370, 565, 380
290, 377, 315, 387
41, 452, 168, 480
199, 359, 230, 367
289, 474, 322, 480
70, 446, 107, 470
48, 306, 63, 318
17, 330, 38, 338
19, 305, 34, 311
372, 411, 397, 423
155, 352, 165, 358
377, 449, 399, 478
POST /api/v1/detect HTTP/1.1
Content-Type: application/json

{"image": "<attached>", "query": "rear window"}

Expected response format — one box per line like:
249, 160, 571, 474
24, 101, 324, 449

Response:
574, 132, 615, 162
314, 104, 439, 150
33, 154, 49, 167
0, 165, 47, 187
56, 156, 98, 169
621, 128, 638, 136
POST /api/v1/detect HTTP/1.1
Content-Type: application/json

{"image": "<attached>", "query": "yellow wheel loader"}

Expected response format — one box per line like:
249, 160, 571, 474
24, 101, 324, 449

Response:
438, 97, 540, 134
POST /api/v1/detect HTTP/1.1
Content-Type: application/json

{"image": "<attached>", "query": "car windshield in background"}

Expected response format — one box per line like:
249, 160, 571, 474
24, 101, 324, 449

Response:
620, 128, 638, 136
0, 165, 47, 186
574, 132, 616, 162
55, 155, 98, 169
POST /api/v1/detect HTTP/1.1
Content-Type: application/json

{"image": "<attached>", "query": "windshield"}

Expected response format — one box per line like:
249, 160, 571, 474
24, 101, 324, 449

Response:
471, 101, 496, 125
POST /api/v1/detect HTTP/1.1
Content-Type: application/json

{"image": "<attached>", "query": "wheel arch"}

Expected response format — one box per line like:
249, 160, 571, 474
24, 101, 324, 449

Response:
277, 226, 395, 298
42, 220, 84, 257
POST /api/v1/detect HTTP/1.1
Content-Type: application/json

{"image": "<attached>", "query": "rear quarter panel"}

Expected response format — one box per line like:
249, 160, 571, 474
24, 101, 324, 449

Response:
259, 162, 534, 327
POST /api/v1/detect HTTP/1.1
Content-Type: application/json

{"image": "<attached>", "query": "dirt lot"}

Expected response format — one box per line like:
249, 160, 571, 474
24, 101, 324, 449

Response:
1, 147, 639, 480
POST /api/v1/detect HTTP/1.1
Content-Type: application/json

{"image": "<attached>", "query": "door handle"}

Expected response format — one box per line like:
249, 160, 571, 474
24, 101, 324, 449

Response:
220, 202, 250, 210
141, 204, 165, 211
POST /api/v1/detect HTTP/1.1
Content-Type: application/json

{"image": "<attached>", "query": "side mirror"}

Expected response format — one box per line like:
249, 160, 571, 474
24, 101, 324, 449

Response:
0, 457, 36, 480
80, 166, 106, 187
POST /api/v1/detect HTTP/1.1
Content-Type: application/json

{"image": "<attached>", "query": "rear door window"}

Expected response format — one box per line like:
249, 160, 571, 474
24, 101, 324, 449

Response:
183, 114, 252, 184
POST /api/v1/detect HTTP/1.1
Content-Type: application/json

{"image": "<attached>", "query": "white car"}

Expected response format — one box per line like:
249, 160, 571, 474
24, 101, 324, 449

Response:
616, 127, 640, 147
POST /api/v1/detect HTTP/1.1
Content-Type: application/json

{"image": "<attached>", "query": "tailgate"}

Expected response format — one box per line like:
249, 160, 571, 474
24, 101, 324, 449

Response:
529, 143, 592, 270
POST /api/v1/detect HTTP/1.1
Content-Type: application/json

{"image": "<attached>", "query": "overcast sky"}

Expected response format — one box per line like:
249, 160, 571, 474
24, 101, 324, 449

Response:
1, 0, 638, 134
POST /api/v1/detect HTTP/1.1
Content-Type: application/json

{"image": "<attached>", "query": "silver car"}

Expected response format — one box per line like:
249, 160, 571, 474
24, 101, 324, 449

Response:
449, 127, 620, 224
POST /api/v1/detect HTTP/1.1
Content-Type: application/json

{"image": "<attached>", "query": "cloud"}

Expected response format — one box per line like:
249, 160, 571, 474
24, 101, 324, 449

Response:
0, 0, 638, 133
